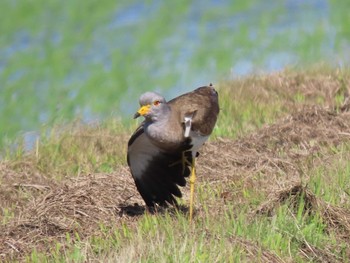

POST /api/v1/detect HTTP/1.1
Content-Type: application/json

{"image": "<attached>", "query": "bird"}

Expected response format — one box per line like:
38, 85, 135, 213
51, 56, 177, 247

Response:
127, 84, 219, 221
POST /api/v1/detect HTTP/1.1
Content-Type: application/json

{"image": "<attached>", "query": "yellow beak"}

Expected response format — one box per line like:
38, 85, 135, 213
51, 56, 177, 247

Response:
134, 104, 151, 119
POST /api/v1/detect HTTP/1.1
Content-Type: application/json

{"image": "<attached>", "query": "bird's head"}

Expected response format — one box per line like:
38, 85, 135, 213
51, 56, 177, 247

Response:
134, 92, 168, 121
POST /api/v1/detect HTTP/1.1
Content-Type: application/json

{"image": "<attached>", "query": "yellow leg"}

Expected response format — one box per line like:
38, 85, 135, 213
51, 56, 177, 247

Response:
189, 157, 196, 222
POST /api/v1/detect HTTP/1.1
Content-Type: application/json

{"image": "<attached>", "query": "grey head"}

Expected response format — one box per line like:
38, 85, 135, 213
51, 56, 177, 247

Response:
133, 91, 170, 121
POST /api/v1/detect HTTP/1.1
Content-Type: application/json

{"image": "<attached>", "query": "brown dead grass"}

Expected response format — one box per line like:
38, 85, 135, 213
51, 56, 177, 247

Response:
1, 69, 350, 261
221, 67, 350, 110
0, 161, 57, 218
228, 236, 285, 263
197, 106, 350, 202
0, 169, 143, 259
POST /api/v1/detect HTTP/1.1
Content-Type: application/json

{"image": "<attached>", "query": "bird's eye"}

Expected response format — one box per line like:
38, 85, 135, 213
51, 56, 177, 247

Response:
153, 100, 161, 106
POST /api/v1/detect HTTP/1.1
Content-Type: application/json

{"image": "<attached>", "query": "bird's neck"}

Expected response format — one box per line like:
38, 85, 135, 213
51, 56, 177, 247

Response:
144, 108, 184, 151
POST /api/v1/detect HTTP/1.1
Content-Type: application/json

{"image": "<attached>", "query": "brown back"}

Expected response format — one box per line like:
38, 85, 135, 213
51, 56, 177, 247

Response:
168, 86, 219, 136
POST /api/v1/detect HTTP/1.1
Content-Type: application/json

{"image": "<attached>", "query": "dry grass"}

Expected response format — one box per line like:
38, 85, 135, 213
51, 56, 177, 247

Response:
217, 66, 350, 136
198, 105, 350, 202
0, 171, 143, 259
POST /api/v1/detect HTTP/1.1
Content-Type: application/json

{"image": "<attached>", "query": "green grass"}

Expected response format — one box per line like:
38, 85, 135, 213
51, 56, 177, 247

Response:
2, 118, 133, 179
24, 153, 350, 262
309, 144, 350, 207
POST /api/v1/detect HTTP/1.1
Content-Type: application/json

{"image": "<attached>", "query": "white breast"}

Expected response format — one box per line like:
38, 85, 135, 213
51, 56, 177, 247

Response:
189, 131, 209, 154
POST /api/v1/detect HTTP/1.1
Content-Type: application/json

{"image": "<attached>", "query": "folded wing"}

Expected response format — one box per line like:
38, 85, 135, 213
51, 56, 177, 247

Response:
127, 125, 191, 207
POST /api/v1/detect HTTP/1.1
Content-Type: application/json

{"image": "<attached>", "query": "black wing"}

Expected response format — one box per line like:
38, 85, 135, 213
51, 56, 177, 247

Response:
127, 125, 191, 207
